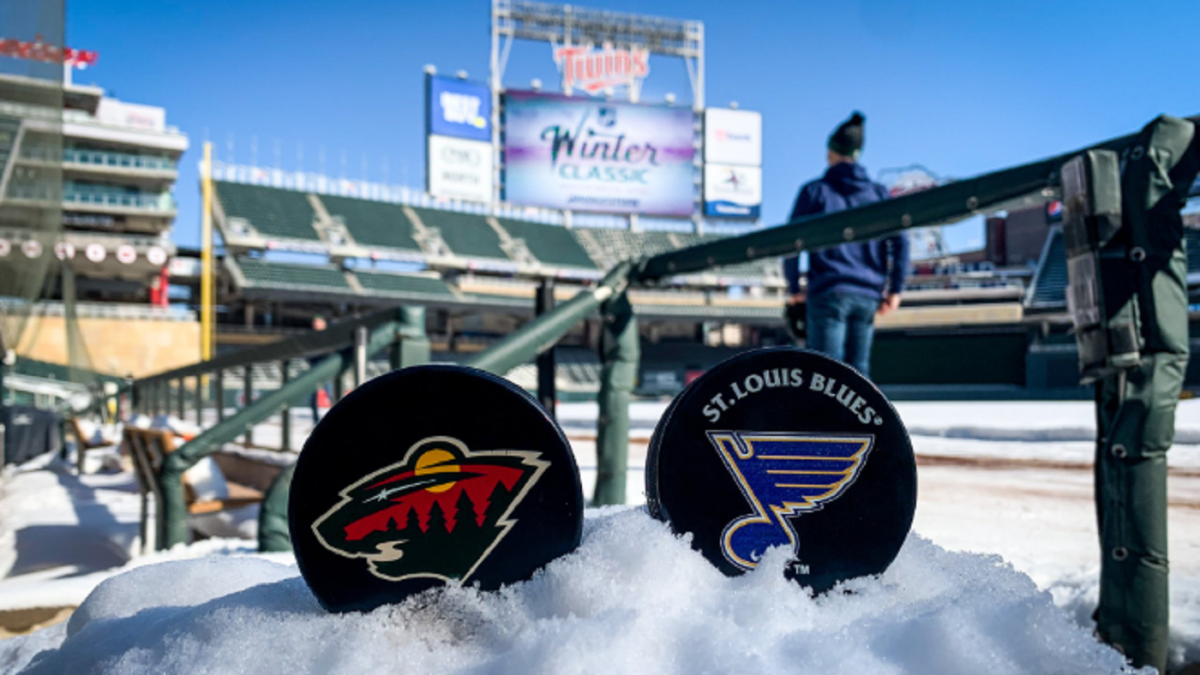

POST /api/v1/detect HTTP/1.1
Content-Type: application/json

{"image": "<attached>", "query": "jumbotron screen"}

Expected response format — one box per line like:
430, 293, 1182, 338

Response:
502, 91, 695, 216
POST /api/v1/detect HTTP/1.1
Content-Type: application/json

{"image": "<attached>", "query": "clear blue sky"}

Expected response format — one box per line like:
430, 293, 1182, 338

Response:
67, 0, 1199, 252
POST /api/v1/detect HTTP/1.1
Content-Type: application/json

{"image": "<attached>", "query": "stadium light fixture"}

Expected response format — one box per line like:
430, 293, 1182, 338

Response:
456, 70, 469, 80
423, 64, 437, 75
665, 93, 676, 105
531, 78, 542, 91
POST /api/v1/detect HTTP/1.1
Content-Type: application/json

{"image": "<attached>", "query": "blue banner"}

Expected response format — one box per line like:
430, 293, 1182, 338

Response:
428, 76, 491, 142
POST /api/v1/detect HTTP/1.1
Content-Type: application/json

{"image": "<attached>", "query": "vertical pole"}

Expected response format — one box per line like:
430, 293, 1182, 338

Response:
280, 359, 291, 452
201, 142, 214, 364
176, 379, 185, 420
535, 278, 557, 418
193, 375, 202, 426
214, 369, 224, 423
354, 326, 368, 388
594, 291, 638, 506
243, 366, 254, 446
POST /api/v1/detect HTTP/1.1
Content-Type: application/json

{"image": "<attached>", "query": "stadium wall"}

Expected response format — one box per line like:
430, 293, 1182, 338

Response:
7, 314, 200, 377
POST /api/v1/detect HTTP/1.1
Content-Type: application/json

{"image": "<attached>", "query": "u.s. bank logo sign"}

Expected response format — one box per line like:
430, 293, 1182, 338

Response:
429, 76, 491, 142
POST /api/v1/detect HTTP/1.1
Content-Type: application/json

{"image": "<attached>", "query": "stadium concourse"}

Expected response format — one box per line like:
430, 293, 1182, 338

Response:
191, 175, 1200, 400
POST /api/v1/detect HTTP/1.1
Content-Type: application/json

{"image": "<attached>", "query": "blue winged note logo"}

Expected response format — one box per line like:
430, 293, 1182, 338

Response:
708, 431, 875, 570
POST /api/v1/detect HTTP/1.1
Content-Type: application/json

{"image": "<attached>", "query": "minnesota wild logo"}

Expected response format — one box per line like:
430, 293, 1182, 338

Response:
311, 436, 548, 583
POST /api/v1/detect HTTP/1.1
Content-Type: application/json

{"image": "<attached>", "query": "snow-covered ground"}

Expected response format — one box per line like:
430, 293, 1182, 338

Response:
1, 400, 1198, 673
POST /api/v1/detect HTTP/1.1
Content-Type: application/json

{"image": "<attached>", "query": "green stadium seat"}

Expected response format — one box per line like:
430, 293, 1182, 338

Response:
355, 270, 454, 298
216, 182, 320, 242
320, 195, 422, 252
495, 218, 597, 270
236, 258, 350, 291
410, 207, 508, 260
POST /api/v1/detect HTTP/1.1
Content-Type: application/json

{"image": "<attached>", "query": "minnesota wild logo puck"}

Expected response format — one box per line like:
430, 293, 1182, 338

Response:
289, 364, 584, 613
647, 348, 916, 593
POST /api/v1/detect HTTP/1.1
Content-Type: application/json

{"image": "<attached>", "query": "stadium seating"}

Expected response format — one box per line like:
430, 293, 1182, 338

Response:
319, 195, 422, 253
235, 258, 350, 291
354, 270, 455, 298
576, 228, 677, 267
495, 217, 597, 270
410, 207, 508, 261
216, 182, 320, 242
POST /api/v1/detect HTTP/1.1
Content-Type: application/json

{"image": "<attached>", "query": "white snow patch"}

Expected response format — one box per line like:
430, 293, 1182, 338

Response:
2, 508, 1147, 675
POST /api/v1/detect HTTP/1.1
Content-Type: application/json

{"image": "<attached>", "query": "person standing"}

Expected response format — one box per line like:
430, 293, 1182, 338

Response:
781, 112, 909, 378
308, 316, 330, 425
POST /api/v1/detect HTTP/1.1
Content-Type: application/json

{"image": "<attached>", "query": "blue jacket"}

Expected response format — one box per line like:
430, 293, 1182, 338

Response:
782, 162, 909, 298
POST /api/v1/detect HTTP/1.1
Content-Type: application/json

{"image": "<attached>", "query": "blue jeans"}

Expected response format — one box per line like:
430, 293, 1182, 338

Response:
805, 291, 879, 378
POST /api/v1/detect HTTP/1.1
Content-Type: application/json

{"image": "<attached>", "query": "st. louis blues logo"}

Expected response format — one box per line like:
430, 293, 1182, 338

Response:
311, 436, 548, 583
708, 431, 875, 570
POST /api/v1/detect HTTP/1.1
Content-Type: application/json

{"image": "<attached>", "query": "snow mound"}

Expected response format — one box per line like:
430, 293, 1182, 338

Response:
3, 508, 1144, 675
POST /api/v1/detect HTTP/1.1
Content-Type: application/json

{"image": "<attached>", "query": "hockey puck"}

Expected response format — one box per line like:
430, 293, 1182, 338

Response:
647, 348, 916, 593
290, 364, 584, 613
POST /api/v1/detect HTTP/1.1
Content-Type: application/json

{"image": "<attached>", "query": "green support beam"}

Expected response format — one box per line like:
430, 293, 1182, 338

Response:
636, 118, 1197, 282
468, 262, 632, 376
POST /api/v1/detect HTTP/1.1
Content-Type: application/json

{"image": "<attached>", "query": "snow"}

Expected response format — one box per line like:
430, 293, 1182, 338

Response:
3, 400, 1199, 673
1, 509, 1148, 675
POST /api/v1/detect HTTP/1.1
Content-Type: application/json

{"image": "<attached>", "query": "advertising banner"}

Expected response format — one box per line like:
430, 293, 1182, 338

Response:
428, 135, 493, 203
703, 164, 762, 219
503, 91, 696, 216
704, 108, 762, 167
428, 76, 492, 142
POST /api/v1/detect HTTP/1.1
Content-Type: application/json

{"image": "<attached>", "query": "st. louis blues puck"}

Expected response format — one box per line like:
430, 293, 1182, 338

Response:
647, 348, 916, 593
289, 364, 584, 613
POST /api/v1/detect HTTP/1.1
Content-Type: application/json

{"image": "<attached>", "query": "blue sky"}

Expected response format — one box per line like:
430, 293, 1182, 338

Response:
66, 0, 1199, 251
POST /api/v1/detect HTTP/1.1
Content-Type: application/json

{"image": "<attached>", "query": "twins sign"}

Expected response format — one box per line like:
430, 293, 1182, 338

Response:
502, 91, 695, 216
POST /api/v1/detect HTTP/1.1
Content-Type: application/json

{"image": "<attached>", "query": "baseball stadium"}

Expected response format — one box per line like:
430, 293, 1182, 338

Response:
1, 1, 1199, 674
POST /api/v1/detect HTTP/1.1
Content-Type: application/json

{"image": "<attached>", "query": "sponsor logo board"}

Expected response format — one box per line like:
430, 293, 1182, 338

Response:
704, 164, 762, 219
429, 76, 492, 142
428, 135, 493, 203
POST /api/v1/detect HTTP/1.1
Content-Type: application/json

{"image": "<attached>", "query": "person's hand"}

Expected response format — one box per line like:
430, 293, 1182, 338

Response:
787, 292, 806, 306
878, 293, 901, 316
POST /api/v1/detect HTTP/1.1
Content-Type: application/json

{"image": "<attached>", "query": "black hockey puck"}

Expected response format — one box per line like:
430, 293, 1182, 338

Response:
289, 364, 584, 613
647, 348, 916, 593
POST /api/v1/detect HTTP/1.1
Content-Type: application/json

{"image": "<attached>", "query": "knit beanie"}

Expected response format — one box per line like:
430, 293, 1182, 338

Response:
828, 112, 865, 159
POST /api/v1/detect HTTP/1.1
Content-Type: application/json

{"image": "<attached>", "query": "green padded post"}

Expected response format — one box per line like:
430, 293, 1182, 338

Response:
258, 463, 295, 552
593, 290, 638, 506
395, 305, 430, 369
1092, 115, 1200, 674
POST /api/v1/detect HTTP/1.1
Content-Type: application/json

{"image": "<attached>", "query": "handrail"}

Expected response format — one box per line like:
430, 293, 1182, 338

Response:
635, 115, 1198, 282
155, 307, 420, 548
136, 306, 401, 386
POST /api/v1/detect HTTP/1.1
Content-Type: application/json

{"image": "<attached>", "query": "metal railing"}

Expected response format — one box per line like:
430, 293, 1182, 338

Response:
5, 183, 177, 211
20, 146, 177, 171
125, 114, 1198, 555
129, 305, 430, 551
